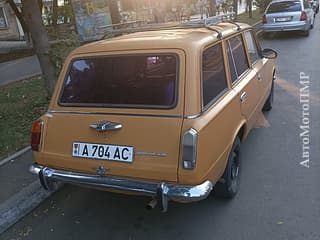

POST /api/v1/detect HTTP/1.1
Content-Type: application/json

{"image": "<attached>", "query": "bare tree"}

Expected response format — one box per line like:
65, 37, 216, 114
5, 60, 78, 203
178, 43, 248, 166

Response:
233, 0, 238, 19
108, 0, 121, 27
52, 0, 58, 26
23, 0, 56, 97
247, 0, 252, 18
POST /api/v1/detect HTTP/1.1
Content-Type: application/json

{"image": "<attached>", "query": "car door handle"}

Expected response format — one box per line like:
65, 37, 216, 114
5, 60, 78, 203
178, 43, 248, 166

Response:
240, 92, 247, 102
90, 121, 122, 132
257, 73, 262, 81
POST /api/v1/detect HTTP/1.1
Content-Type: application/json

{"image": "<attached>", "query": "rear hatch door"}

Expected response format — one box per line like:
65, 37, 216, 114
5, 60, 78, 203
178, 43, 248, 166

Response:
266, 1, 302, 23
42, 51, 185, 182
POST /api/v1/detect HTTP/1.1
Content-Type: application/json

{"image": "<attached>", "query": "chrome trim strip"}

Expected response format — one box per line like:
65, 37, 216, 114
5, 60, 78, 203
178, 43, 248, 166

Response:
184, 113, 202, 119
29, 164, 213, 205
47, 110, 204, 120
135, 152, 168, 157
48, 110, 183, 119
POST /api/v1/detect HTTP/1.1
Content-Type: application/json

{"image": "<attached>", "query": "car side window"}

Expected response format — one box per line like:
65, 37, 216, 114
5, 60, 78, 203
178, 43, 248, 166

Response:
244, 31, 259, 65
202, 43, 228, 108
227, 35, 249, 83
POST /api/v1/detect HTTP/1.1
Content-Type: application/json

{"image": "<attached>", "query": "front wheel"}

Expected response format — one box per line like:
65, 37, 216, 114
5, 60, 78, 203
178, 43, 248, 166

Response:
215, 137, 241, 198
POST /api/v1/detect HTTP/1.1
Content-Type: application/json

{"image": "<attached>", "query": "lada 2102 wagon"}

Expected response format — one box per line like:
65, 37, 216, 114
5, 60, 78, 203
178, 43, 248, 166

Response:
30, 17, 277, 212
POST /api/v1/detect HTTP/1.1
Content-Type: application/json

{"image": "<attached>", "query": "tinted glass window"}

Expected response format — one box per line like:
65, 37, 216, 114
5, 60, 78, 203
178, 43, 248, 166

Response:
60, 54, 178, 108
244, 31, 259, 64
267, 1, 302, 13
227, 35, 249, 82
202, 43, 228, 107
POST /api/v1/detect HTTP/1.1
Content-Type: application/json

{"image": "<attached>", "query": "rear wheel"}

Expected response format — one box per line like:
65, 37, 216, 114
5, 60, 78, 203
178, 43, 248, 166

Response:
215, 137, 241, 198
303, 27, 310, 37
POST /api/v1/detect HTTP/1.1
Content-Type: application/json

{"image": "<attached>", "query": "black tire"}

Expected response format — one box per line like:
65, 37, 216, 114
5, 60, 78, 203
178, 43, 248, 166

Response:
303, 28, 310, 37
263, 80, 274, 111
215, 137, 241, 198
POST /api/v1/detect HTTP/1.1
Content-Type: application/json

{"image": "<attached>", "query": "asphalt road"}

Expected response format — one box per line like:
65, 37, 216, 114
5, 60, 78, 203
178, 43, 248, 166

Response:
1, 22, 320, 240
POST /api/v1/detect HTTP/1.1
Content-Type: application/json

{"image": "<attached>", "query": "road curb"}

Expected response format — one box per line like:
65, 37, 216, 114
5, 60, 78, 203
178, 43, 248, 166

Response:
0, 180, 62, 234
0, 73, 42, 88
0, 146, 31, 167
0, 146, 62, 234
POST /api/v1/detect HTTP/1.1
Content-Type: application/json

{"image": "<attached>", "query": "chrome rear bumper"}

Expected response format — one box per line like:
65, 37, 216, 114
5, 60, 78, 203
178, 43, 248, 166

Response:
29, 164, 213, 212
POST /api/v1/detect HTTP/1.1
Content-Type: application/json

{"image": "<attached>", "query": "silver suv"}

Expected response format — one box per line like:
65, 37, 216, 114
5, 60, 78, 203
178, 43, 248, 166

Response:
261, 0, 315, 36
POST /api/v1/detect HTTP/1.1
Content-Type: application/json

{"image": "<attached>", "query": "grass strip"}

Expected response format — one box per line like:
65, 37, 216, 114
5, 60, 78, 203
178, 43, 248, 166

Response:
0, 77, 48, 159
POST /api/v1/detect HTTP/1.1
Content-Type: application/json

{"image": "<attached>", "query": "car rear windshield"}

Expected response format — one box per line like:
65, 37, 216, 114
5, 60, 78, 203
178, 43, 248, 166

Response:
267, 1, 302, 13
59, 54, 178, 108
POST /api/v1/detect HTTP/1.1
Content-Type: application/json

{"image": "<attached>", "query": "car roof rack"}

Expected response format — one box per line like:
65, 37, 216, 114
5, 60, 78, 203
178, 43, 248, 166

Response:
101, 13, 237, 40
225, 21, 241, 31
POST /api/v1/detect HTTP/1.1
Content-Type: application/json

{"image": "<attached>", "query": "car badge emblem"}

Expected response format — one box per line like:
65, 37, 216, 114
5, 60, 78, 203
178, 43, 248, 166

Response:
95, 166, 110, 175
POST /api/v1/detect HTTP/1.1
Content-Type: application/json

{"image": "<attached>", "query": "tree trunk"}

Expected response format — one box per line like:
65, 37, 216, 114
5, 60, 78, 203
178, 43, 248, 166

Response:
22, 0, 56, 98
108, 0, 121, 27
52, 0, 58, 26
233, 0, 238, 19
209, 0, 216, 16
248, 0, 252, 18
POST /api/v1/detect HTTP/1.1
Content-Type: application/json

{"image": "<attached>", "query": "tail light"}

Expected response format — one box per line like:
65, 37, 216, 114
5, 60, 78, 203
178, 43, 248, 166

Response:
300, 11, 307, 21
182, 128, 198, 170
262, 15, 267, 24
31, 119, 43, 151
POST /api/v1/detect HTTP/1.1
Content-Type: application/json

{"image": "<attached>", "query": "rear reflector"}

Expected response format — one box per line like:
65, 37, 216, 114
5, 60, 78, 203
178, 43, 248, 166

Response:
182, 128, 198, 170
31, 119, 43, 151
300, 11, 307, 21
262, 15, 267, 24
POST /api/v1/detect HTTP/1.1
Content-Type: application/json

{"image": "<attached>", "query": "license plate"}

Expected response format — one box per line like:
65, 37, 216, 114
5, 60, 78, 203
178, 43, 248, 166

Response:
276, 17, 291, 22
72, 142, 134, 162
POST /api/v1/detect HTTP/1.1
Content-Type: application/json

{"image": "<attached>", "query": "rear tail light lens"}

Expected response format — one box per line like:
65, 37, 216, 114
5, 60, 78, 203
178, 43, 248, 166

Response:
182, 128, 198, 170
31, 119, 43, 151
300, 11, 307, 21
262, 15, 267, 24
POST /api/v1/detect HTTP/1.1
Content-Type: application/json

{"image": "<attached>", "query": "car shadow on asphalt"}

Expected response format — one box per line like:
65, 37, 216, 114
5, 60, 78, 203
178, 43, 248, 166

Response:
262, 31, 309, 40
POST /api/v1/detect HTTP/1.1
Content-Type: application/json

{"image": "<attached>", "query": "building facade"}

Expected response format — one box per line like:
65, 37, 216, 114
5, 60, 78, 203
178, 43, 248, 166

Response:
0, 0, 23, 40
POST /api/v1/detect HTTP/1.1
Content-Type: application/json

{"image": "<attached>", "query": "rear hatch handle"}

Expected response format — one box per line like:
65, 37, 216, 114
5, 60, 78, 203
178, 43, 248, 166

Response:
90, 121, 122, 132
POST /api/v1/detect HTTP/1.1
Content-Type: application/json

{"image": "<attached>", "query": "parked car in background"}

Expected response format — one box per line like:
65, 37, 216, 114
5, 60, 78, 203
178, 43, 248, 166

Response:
261, 0, 315, 37
29, 17, 277, 212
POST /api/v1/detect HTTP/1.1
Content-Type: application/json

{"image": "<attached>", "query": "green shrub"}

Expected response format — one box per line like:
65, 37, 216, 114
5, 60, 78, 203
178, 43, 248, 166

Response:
49, 32, 80, 77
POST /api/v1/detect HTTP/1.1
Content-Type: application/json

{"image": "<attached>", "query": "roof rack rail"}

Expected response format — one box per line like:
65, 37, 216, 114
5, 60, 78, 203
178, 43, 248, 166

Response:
179, 12, 235, 28
225, 21, 241, 31
101, 12, 236, 40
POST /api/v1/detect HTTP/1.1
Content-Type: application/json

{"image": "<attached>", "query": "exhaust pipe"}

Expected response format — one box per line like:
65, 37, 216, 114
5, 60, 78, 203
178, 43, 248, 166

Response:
146, 199, 158, 210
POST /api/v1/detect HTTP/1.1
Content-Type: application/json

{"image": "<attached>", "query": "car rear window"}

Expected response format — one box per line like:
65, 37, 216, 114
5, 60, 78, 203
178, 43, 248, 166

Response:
267, 1, 302, 13
59, 54, 178, 108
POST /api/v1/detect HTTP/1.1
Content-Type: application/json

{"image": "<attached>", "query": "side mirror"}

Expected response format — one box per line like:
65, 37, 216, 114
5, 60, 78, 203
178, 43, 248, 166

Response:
262, 48, 277, 59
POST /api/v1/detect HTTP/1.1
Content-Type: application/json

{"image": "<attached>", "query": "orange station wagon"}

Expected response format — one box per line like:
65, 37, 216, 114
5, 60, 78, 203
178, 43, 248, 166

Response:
30, 18, 277, 212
